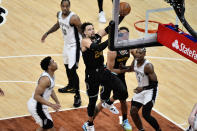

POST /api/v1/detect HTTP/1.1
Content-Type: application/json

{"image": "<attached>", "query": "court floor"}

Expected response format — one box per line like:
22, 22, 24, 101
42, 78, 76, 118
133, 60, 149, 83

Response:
0, 0, 197, 130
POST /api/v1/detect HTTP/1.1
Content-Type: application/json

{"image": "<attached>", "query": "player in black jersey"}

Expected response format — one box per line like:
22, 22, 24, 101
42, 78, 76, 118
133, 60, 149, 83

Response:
81, 19, 128, 130
93, 27, 133, 131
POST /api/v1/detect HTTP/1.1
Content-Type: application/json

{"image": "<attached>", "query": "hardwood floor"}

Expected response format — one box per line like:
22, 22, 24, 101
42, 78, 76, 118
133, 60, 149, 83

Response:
0, 0, 197, 129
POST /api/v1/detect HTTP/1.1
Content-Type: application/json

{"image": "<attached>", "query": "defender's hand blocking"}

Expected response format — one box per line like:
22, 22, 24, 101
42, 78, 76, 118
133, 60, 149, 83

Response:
119, 2, 131, 16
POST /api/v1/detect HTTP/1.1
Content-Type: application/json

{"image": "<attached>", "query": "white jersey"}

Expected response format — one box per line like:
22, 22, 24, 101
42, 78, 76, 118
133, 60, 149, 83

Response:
58, 11, 81, 46
28, 72, 55, 108
134, 59, 150, 87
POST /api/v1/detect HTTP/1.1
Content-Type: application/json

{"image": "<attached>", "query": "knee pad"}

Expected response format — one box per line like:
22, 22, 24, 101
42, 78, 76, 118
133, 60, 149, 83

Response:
42, 119, 53, 129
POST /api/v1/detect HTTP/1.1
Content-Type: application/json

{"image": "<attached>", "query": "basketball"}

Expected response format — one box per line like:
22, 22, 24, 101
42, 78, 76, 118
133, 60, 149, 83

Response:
119, 2, 131, 16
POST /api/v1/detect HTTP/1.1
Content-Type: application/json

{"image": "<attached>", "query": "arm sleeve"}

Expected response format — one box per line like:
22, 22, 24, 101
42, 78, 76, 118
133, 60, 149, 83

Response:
104, 16, 125, 34
90, 40, 108, 52
143, 81, 158, 90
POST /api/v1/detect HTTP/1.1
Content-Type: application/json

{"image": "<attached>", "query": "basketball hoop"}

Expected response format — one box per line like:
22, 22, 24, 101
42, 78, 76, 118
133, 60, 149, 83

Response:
134, 20, 162, 34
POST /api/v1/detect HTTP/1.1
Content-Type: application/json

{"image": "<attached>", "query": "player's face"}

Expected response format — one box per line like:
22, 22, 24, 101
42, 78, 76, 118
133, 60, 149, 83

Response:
136, 49, 145, 62
61, 1, 70, 15
49, 59, 58, 71
84, 25, 95, 38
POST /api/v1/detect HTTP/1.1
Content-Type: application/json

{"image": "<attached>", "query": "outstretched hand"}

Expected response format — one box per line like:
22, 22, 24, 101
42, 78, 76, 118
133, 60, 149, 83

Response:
41, 33, 48, 43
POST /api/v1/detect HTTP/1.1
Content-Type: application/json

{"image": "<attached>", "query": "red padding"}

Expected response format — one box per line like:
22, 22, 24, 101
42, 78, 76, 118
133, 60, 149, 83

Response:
157, 24, 197, 64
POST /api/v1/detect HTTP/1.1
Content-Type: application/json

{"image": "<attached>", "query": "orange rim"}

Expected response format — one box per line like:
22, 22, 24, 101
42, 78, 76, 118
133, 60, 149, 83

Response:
134, 20, 162, 33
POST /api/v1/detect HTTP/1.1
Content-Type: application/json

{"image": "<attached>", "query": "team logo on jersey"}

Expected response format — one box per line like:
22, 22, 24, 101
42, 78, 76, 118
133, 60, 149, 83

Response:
119, 50, 128, 55
0, 0, 8, 26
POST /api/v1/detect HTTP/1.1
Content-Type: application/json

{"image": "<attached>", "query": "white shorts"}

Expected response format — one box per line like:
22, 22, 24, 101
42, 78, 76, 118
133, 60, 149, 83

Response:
63, 43, 81, 69
132, 88, 158, 105
27, 98, 53, 128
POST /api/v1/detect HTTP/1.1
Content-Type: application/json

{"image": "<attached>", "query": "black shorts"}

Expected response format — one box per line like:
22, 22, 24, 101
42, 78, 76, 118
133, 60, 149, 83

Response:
100, 72, 128, 100
85, 67, 128, 100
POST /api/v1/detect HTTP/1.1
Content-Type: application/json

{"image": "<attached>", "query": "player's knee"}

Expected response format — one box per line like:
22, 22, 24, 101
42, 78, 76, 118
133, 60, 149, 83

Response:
119, 87, 128, 100
42, 119, 53, 129
142, 109, 150, 120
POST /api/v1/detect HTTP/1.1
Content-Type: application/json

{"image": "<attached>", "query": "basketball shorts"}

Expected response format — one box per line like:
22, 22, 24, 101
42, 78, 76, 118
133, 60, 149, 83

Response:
27, 98, 53, 129
63, 43, 81, 69
100, 73, 128, 101
132, 87, 158, 105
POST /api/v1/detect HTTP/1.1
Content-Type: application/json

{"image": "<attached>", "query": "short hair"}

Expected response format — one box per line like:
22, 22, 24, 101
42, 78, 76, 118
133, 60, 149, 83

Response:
61, 0, 70, 6
137, 48, 146, 52
81, 22, 93, 34
119, 26, 129, 32
40, 56, 51, 71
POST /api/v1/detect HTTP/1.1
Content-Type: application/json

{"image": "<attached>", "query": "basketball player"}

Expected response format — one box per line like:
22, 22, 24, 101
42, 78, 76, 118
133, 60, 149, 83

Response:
81, 18, 129, 130
27, 56, 61, 131
0, 88, 4, 96
94, 27, 132, 131
41, 0, 82, 107
127, 48, 161, 131
187, 103, 197, 131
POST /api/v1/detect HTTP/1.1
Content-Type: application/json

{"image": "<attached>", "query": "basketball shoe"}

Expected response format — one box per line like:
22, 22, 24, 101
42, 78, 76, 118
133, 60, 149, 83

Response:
102, 102, 119, 114
58, 85, 75, 93
122, 119, 132, 131
73, 94, 81, 107
82, 122, 95, 131
99, 11, 106, 23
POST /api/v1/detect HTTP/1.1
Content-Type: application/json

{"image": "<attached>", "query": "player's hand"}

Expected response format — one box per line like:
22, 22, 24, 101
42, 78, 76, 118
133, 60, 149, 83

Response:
41, 33, 48, 43
50, 103, 61, 112
134, 87, 143, 94
0, 88, 4, 96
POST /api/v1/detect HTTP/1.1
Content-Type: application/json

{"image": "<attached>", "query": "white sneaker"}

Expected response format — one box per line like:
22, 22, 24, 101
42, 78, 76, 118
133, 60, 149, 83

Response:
99, 11, 106, 23
102, 102, 119, 114
82, 122, 95, 131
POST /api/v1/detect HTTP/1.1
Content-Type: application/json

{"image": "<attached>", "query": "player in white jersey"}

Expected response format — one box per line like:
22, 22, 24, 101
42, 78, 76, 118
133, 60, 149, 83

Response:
27, 56, 61, 131
125, 48, 161, 131
41, 0, 82, 107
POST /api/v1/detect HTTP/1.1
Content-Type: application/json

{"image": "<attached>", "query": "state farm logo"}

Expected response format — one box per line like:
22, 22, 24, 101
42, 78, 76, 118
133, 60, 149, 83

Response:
172, 40, 179, 49
172, 40, 197, 60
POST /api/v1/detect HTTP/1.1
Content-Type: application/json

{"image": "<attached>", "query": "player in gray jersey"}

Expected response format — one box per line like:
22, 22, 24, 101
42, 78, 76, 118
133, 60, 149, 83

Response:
27, 56, 61, 131
41, 0, 82, 107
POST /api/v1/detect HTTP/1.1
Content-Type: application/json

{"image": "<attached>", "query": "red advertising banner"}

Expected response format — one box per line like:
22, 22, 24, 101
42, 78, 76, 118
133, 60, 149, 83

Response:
157, 24, 197, 64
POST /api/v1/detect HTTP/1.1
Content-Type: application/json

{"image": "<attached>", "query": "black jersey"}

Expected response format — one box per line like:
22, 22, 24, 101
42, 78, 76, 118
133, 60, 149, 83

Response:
114, 50, 130, 69
82, 48, 104, 69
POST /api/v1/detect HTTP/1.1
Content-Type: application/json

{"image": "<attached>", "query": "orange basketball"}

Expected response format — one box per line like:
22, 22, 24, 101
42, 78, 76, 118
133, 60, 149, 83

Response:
119, 2, 131, 16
